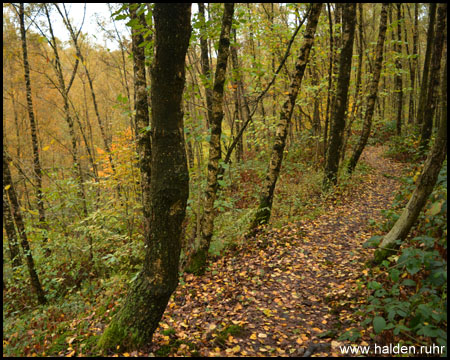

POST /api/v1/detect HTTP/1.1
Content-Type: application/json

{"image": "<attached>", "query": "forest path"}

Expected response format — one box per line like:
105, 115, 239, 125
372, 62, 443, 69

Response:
151, 145, 405, 357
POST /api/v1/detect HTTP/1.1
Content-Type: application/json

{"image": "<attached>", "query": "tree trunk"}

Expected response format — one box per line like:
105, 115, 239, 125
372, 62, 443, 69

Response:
323, 3, 356, 188
3, 149, 46, 305
394, 3, 403, 136
323, 3, 334, 161
419, 3, 446, 151
186, 3, 234, 275
3, 187, 22, 269
198, 3, 214, 129
348, 4, 388, 174
19, 3, 49, 253
375, 57, 447, 263
98, 4, 191, 351
130, 3, 152, 238
341, 3, 364, 165
416, 4, 436, 127
250, 3, 322, 229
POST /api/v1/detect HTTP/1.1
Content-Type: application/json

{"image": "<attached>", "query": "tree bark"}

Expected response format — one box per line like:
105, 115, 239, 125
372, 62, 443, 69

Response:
375, 56, 447, 263
419, 3, 446, 150
98, 4, 191, 351
3, 149, 46, 305
348, 4, 389, 174
250, 3, 322, 229
186, 3, 234, 275
323, 3, 356, 188
130, 3, 152, 238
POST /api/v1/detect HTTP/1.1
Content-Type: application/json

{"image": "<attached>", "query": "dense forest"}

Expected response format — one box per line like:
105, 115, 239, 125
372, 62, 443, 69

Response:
3, 3, 447, 357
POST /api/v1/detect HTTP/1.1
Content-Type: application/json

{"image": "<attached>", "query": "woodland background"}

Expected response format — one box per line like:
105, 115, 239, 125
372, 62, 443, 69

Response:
3, 3, 447, 357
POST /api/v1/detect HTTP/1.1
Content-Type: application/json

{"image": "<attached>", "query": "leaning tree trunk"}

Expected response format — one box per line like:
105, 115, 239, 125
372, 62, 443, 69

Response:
323, 3, 356, 188
374, 56, 447, 263
4, 149, 46, 305
347, 3, 388, 174
19, 3, 49, 252
186, 3, 234, 275
419, 3, 446, 151
250, 3, 322, 229
98, 4, 191, 351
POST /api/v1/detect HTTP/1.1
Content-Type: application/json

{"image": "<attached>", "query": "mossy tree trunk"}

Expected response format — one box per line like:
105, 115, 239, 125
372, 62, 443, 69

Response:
347, 3, 388, 174
323, 3, 356, 188
3, 149, 46, 305
419, 3, 446, 151
374, 57, 447, 264
186, 3, 234, 275
98, 4, 191, 351
250, 3, 322, 229
130, 3, 152, 237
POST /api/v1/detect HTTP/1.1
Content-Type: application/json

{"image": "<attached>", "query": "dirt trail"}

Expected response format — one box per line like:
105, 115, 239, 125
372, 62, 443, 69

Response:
151, 145, 404, 357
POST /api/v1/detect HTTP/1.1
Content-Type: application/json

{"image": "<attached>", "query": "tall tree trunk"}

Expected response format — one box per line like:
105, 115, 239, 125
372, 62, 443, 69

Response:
98, 4, 191, 351
394, 3, 403, 136
230, 28, 245, 163
186, 3, 234, 275
416, 4, 436, 127
341, 3, 364, 165
348, 4, 389, 174
130, 3, 152, 238
4, 149, 47, 305
323, 3, 334, 161
419, 3, 446, 151
323, 3, 356, 188
407, 3, 418, 124
198, 3, 214, 129
19, 3, 49, 253
375, 56, 447, 263
250, 3, 322, 229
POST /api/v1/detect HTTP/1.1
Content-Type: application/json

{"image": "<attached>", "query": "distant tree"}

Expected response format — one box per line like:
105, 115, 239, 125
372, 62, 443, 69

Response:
98, 3, 191, 351
186, 3, 234, 275
348, 3, 388, 174
323, 3, 356, 188
250, 3, 322, 229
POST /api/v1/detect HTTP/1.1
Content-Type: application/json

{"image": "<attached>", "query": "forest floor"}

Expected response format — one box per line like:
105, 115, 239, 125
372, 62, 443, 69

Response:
145, 145, 405, 357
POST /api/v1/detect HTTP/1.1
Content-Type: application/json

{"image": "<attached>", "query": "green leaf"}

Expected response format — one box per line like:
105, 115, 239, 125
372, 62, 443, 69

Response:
373, 316, 386, 334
